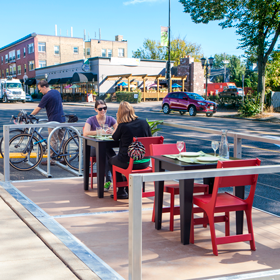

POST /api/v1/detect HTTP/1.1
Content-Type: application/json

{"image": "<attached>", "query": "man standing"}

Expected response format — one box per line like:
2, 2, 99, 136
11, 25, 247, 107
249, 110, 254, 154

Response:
30, 80, 65, 165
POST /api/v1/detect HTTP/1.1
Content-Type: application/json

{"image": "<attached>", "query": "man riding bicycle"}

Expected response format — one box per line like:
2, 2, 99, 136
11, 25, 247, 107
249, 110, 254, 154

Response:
30, 80, 65, 165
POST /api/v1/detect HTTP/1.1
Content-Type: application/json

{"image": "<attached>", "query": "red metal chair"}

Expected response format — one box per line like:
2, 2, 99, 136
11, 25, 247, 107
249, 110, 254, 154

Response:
83, 127, 97, 189
112, 136, 164, 201
190, 158, 261, 256
150, 143, 209, 231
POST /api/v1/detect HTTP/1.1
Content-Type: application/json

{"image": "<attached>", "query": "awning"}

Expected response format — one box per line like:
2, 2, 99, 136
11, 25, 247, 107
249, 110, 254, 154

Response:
48, 79, 60, 85
25, 78, 36, 86
72, 72, 97, 83
59, 77, 72, 84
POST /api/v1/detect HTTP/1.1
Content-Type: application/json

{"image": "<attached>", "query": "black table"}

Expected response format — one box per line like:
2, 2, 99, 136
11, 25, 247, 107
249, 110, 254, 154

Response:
82, 136, 119, 198
151, 155, 244, 245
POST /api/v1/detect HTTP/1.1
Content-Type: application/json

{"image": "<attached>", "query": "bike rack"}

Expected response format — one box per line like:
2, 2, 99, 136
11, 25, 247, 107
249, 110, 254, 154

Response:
47, 125, 82, 178
3, 122, 84, 181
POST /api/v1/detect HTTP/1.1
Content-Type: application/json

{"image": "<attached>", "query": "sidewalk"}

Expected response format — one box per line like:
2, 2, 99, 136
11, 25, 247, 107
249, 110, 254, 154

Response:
0, 182, 100, 280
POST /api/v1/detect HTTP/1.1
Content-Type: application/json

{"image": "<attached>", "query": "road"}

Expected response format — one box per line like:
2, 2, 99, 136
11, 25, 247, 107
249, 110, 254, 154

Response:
1, 101, 280, 216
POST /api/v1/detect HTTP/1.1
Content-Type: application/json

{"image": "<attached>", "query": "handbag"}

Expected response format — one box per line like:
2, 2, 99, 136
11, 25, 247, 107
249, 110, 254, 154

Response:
128, 138, 145, 161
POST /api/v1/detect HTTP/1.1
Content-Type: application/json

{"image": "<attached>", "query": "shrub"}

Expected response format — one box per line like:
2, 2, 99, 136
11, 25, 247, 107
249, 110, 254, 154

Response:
115, 91, 142, 103
146, 119, 163, 136
238, 96, 261, 117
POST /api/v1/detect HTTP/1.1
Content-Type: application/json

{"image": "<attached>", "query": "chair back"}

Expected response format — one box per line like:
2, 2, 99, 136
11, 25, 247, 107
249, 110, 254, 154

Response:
150, 143, 186, 171
133, 136, 164, 157
211, 158, 261, 206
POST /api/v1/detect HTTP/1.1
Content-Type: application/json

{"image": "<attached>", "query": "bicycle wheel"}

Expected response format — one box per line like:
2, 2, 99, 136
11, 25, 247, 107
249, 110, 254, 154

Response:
63, 135, 81, 171
0, 129, 26, 158
9, 133, 43, 171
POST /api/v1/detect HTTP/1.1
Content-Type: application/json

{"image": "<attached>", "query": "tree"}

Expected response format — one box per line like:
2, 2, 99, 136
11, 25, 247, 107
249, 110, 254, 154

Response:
266, 51, 280, 92
132, 37, 203, 66
179, 0, 280, 112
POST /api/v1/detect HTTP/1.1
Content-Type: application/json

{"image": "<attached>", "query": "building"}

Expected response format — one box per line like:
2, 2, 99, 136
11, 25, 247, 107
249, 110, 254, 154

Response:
0, 33, 128, 91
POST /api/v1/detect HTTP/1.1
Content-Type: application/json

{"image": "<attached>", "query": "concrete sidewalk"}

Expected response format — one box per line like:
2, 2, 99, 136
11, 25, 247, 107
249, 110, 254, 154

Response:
0, 183, 100, 280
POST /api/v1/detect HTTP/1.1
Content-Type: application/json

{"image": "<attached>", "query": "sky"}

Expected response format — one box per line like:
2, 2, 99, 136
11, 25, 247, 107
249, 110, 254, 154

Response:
0, 0, 246, 59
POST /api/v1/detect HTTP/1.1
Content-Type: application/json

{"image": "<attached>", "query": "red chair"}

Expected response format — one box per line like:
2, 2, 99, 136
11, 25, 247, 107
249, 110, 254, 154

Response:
83, 127, 97, 189
190, 158, 261, 256
150, 143, 209, 231
112, 136, 164, 201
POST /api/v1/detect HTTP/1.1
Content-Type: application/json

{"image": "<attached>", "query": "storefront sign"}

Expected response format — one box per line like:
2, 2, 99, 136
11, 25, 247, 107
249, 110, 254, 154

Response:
82, 59, 90, 72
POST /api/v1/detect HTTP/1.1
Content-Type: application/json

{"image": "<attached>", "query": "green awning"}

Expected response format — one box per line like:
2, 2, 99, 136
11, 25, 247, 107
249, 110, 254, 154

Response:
72, 72, 97, 83
48, 79, 60, 85
25, 78, 36, 85
59, 77, 72, 84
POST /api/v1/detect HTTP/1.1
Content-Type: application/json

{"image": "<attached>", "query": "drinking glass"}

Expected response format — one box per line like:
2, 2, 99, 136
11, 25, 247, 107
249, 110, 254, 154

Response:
176, 141, 184, 158
96, 127, 102, 137
103, 124, 108, 135
211, 141, 219, 157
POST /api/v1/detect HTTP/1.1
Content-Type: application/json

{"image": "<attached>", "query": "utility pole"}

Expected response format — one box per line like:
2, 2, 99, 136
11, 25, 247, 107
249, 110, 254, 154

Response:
224, 53, 226, 82
166, 0, 171, 92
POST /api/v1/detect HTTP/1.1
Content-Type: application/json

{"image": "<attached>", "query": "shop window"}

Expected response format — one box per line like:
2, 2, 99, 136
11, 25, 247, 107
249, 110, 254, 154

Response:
28, 43, 34, 54
87, 48, 90, 55
18, 65, 21, 75
17, 50, 20, 59
39, 60, 46, 68
108, 49, 112, 58
29, 61, 34, 71
54, 46, 60, 55
73, 47, 79, 54
118, 48, 124, 57
101, 49, 106, 57
6, 69, 9, 76
38, 42, 46, 52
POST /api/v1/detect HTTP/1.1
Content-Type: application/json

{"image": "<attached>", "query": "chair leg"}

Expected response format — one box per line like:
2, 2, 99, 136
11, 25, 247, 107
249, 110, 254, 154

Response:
113, 169, 118, 201
169, 189, 175, 231
143, 182, 145, 193
208, 215, 219, 256
190, 212, 194, 244
245, 209, 256, 251
203, 189, 208, 228
225, 212, 230, 236
152, 200, 155, 222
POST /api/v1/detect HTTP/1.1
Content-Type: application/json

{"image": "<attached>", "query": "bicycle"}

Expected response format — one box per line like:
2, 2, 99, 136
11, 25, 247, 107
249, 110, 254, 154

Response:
2, 111, 81, 172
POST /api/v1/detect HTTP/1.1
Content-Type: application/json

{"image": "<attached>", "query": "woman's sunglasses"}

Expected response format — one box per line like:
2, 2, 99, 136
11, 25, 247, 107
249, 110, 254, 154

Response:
97, 106, 107, 111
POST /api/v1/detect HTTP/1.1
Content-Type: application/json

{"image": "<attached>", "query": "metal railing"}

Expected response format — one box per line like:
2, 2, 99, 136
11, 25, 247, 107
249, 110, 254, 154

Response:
128, 164, 280, 280
3, 122, 84, 181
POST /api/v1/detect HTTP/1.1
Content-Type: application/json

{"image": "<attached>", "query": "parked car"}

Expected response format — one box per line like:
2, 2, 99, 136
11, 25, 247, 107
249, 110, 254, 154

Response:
237, 88, 245, 97
25, 94, 33, 102
162, 92, 217, 117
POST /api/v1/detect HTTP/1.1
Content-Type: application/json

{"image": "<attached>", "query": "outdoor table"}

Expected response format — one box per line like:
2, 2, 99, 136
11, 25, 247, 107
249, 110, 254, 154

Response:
82, 136, 119, 198
151, 155, 245, 245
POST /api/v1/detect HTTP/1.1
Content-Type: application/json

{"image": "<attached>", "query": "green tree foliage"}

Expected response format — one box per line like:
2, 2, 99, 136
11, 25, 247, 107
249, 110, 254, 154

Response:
132, 38, 203, 66
179, 0, 280, 112
266, 51, 280, 92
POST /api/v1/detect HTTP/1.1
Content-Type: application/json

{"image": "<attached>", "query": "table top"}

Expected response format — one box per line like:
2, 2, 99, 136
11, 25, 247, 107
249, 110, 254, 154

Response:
81, 135, 118, 142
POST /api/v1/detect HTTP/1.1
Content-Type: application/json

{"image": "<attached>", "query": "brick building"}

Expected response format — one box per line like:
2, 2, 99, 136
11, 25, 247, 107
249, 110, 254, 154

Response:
0, 33, 128, 87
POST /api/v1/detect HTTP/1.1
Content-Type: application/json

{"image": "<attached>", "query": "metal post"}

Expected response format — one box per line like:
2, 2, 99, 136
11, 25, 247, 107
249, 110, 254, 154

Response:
128, 174, 143, 280
3, 126, 10, 182
205, 67, 208, 97
167, 0, 171, 92
79, 135, 83, 176
234, 135, 242, 159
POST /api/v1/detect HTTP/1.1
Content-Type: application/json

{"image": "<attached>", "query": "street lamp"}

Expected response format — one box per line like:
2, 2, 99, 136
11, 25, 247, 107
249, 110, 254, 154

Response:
201, 56, 214, 96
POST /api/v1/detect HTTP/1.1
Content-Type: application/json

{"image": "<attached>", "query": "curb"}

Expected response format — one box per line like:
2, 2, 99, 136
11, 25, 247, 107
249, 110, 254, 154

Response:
0, 183, 100, 280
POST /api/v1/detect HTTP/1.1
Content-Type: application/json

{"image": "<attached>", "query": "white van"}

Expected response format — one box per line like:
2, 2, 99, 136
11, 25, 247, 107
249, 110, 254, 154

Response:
0, 77, 26, 103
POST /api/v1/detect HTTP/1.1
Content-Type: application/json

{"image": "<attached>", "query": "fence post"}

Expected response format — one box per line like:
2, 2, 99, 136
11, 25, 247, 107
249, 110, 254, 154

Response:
234, 134, 242, 159
3, 125, 10, 182
129, 174, 143, 280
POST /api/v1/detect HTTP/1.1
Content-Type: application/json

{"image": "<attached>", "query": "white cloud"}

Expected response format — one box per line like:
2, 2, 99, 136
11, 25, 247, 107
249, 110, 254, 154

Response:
123, 0, 161, 5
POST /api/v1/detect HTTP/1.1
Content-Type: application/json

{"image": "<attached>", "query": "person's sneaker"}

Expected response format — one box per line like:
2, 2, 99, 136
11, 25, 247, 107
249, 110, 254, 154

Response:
110, 189, 128, 199
104, 182, 111, 192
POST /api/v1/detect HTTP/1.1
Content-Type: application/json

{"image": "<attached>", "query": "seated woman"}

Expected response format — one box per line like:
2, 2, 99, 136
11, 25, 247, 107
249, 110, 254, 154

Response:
109, 101, 152, 199
84, 100, 117, 191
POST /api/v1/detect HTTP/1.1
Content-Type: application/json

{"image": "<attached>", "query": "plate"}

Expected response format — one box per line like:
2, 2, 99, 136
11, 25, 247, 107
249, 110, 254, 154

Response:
180, 152, 200, 157
197, 156, 219, 162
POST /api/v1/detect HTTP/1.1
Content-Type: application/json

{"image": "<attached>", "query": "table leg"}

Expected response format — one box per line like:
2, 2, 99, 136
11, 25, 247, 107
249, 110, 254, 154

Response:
83, 138, 90, 191
235, 186, 245, 234
203, 177, 214, 194
96, 142, 106, 198
179, 179, 194, 245
155, 159, 164, 230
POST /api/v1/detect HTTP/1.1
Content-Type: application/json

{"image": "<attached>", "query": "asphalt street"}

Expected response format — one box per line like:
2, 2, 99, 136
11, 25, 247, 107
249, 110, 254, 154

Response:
1, 101, 280, 217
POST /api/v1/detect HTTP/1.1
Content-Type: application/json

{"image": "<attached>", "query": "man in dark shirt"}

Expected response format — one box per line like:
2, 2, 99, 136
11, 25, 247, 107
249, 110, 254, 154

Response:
31, 80, 65, 165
